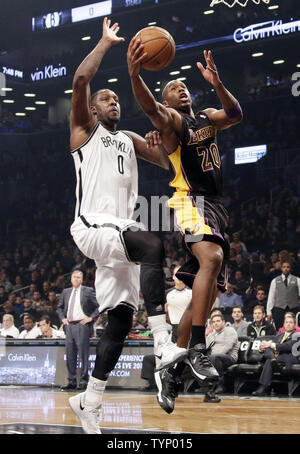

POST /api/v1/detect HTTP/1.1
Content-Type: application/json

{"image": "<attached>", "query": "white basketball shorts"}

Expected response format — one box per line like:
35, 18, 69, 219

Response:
70, 213, 140, 312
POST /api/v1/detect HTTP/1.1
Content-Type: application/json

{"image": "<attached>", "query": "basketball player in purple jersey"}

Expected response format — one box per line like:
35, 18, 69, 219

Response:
127, 37, 242, 412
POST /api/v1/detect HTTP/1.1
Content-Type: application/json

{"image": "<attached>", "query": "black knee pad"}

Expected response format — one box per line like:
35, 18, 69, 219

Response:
105, 304, 134, 341
93, 304, 134, 381
95, 304, 133, 357
140, 263, 165, 316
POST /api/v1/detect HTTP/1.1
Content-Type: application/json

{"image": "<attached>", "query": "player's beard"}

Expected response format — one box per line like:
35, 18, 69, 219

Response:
100, 112, 120, 129
107, 110, 120, 124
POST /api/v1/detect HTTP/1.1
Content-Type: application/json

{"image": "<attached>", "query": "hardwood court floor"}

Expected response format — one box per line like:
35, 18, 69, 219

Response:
0, 387, 300, 434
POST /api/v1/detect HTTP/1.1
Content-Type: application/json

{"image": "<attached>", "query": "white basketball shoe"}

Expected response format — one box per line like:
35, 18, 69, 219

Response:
69, 392, 101, 434
154, 336, 187, 371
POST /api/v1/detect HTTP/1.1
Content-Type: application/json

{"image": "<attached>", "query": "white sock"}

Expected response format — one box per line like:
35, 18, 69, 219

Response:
148, 314, 170, 350
84, 376, 107, 408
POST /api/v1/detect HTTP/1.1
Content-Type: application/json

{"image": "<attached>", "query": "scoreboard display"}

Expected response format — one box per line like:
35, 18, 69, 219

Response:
32, 0, 160, 32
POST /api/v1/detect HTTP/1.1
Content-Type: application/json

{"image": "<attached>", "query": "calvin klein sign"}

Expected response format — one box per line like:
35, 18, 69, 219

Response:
234, 19, 300, 43
31, 63, 67, 81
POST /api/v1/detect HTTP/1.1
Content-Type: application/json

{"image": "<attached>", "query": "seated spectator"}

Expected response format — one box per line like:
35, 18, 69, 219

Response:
277, 311, 300, 334
0, 270, 13, 293
30, 270, 42, 290
48, 266, 59, 285
39, 267, 49, 285
0, 314, 19, 338
12, 275, 23, 292
37, 290, 58, 314
246, 288, 267, 315
46, 290, 59, 311
7, 293, 17, 307
235, 253, 250, 279
39, 304, 61, 328
51, 275, 66, 293
2, 302, 15, 318
41, 281, 51, 300
230, 232, 247, 254
205, 308, 223, 337
252, 313, 300, 396
25, 283, 37, 299
37, 314, 65, 339
231, 306, 250, 337
18, 315, 41, 339
231, 270, 250, 297
247, 305, 276, 339
12, 295, 25, 317
17, 299, 38, 328
206, 313, 239, 393
32, 290, 45, 310
219, 283, 243, 309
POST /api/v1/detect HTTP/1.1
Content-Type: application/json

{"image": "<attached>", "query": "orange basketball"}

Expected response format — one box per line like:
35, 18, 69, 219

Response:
134, 26, 176, 71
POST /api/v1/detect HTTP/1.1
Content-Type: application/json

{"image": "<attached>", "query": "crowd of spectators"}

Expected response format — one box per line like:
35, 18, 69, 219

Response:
0, 121, 299, 334
1, 212, 299, 335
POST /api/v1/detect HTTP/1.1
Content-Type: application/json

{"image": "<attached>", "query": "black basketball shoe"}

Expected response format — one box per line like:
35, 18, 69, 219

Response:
185, 343, 219, 382
154, 368, 181, 414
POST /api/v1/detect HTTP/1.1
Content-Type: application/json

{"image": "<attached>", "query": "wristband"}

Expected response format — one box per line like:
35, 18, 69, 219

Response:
223, 101, 242, 119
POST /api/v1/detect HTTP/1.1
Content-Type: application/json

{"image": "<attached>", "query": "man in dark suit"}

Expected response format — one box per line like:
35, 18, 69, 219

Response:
57, 270, 99, 390
252, 312, 300, 396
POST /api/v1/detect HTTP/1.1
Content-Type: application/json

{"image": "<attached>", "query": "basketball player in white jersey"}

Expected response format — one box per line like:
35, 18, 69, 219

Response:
68, 18, 186, 434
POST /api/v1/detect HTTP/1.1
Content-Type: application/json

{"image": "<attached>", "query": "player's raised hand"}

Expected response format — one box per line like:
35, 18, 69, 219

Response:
101, 17, 125, 46
127, 36, 148, 78
197, 50, 221, 87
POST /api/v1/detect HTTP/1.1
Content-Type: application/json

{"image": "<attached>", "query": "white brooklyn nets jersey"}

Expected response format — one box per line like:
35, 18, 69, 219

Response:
71, 122, 138, 220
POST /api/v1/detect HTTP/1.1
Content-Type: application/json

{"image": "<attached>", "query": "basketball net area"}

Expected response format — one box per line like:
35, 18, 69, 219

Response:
210, 0, 270, 7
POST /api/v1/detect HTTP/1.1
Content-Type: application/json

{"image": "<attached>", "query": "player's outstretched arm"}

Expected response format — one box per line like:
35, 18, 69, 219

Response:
124, 130, 169, 170
127, 37, 181, 136
70, 17, 125, 130
197, 50, 243, 130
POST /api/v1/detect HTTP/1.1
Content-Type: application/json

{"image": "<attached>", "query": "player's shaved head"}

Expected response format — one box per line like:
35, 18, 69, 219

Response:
162, 79, 188, 101
91, 89, 113, 106
161, 79, 192, 114
90, 89, 121, 130
162, 80, 176, 101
